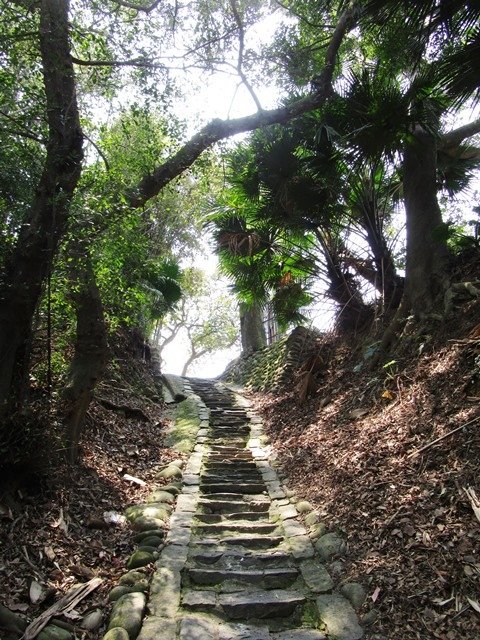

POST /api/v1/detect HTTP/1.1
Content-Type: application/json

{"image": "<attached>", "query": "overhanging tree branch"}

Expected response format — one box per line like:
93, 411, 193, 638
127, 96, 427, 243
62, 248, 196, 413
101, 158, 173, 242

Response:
129, 7, 357, 208
440, 117, 480, 148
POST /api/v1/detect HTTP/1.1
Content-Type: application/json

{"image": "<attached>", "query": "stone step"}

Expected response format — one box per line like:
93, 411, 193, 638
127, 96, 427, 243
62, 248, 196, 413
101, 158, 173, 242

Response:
196, 512, 269, 524
201, 483, 266, 494
207, 454, 253, 461
193, 522, 278, 535
202, 468, 261, 476
182, 589, 305, 620
201, 474, 263, 483
195, 535, 284, 549
220, 590, 305, 620
199, 499, 270, 514
200, 492, 267, 502
205, 459, 257, 466
189, 549, 294, 569
187, 567, 299, 588
208, 448, 252, 455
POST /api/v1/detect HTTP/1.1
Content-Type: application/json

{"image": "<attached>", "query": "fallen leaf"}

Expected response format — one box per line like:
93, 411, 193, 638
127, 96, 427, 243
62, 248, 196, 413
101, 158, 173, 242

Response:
8, 602, 29, 612
44, 547, 55, 562
29, 580, 47, 604
467, 597, 480, 615
381, 389, 395, 400
350, 408, 369, 419
51, 508, 68, 534
372, 587, 381, 603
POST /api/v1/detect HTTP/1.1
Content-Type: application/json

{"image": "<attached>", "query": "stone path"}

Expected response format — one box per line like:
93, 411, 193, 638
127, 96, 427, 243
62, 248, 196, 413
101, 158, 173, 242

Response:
136, 379, 363, 640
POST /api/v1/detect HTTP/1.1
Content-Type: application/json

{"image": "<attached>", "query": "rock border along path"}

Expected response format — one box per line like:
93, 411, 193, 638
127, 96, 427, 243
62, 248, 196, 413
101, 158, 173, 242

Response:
136, 378, 364, 640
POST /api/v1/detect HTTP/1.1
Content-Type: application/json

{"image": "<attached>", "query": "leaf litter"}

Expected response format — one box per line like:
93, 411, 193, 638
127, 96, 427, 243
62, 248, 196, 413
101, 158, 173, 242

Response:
251, 299, 480, 640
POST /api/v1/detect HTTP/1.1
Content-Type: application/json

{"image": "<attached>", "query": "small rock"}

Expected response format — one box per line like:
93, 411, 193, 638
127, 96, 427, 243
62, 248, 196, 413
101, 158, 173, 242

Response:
125, 503, 171, 523
37, 625, 73, 640
309, 523, 327, 540
109, 584, 148, 601
316, 594, 363, 640
156, 465, 182, 479
132, 529, 164, 543
361, 610, 377, 626
126, 550, 155, 570
119, 570, 147, 585
0, 604, 28, 635
300, 560, 333, 593
102, 628, 130, 640
340, 583, 367, 610
296, 501, 313, 514
146, 490, 175, 504
162, 484, 181, 495
329, 561, 345, 578
137, 535, 163, 548
315, 532, 347, 561
131, 516, 167, 532
80, 610, 103, 630
136, 545, 158, 554
108, 593, 146, 639
304, 511, 320, 527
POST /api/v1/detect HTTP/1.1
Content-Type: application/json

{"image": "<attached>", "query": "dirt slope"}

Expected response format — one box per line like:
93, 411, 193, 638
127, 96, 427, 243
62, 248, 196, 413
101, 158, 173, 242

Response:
250, 304, 480, 639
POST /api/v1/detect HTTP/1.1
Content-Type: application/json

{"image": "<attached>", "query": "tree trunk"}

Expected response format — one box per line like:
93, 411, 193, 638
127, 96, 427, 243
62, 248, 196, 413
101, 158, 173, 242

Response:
239, 303, 267, 353
402, 125, 449, 318
62, 249, 108, 463
0, 0, 83, 414
362, 220, 404, 311
316, 231, 372, 332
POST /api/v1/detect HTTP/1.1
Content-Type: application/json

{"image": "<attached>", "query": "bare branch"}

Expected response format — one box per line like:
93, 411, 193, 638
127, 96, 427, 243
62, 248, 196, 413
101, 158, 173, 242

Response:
229, 0, 263, 111
71, 55, 165, 69
84, 133, 110, 171
109, 0, 161, 13
0, 109, 45, 144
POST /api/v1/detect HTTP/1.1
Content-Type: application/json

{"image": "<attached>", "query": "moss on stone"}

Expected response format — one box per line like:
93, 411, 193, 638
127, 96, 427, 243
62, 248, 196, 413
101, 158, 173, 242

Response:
164, 396, 201, 453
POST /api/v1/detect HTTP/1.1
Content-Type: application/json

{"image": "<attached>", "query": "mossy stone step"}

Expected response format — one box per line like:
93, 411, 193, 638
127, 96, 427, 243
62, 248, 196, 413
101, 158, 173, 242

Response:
193, 522, 278, 535
200, 483, 266, 494
199, 499, 270, 514
200, 493, 267, 503
219, 590, 305, 620
195, 535, 284, 549
187, 567, 299, 588
189, 549, 294, 569
181, 589, 305, 620
205, 462, 257, 470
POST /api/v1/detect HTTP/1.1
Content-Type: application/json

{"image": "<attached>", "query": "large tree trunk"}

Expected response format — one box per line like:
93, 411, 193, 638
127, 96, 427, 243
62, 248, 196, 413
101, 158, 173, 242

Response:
0, 0, 83, 414
239, 303, 267, 353
402, 125, 449, 318
62, 248, 108, 463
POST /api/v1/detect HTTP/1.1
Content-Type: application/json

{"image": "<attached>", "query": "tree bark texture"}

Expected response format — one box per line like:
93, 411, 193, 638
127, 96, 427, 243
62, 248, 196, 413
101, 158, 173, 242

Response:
0, 0, 83, 414
62, 249, 108, 463
239, 303, 267, 353
402, 126, 449, 318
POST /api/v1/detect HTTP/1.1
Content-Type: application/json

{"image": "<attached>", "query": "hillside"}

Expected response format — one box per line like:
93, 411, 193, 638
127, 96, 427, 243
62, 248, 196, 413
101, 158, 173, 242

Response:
1, 291, 480, 640
239, 301, 480, 638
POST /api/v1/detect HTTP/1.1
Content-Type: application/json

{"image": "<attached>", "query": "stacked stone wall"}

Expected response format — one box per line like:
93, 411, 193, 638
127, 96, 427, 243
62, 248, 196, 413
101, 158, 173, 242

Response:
221, 326, 326, 392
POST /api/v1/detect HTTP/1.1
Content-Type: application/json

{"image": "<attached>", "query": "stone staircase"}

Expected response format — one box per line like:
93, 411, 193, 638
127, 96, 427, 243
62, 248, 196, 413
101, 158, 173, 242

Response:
137, 379, 363, 640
